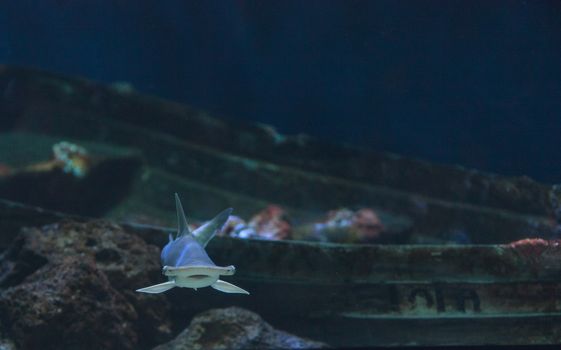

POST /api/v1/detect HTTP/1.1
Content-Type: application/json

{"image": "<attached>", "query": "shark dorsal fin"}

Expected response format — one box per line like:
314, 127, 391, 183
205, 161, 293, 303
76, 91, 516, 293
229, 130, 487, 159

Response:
175, 193, 191, 237
192, 208, 233, 247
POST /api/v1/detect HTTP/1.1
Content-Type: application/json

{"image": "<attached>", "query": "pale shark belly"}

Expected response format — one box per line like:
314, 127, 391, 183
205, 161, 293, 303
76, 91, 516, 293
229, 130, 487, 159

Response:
163, 265, 235, 277
173, 274, 218, 289
138, 264, 248, 294
164, 265, 233, 289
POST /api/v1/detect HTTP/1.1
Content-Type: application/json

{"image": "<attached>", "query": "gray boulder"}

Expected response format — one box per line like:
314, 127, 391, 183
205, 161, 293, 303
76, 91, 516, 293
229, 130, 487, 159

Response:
154, 307, 329, 350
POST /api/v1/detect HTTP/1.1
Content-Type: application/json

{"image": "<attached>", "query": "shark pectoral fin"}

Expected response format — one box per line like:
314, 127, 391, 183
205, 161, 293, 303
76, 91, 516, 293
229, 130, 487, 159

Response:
211, 280, 250, 295
136, 281, 176, 294
192, 208, 233, 247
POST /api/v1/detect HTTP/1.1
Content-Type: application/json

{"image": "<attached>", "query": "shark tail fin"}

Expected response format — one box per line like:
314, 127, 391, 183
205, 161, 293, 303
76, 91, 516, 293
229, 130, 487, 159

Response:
136, 281, 176, 294
192, 208, 233, 247
211, 279, 249, 294
175, 193, 191, 237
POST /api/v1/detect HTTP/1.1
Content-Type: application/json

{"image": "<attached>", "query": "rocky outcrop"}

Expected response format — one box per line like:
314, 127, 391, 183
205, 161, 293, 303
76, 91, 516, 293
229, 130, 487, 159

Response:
0, 220, 172, 350
153, 307, 329, 350
0, 256, 137, 349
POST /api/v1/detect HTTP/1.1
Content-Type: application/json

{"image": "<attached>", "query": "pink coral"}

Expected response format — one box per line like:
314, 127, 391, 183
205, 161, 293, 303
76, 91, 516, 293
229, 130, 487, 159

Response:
248, 205, 292, 240
352, 208, 385, 241
312, 207, 386, 243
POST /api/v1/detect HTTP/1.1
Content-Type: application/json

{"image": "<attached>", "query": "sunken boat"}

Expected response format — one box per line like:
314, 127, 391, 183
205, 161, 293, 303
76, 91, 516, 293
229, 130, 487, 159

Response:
1, 66, 561, 347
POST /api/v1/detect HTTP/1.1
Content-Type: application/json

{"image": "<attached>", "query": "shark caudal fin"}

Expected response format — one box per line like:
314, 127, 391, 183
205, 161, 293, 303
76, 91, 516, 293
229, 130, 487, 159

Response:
136, 281, 176, 294
192, 208, 233, 247
211, 280, 250, 295
175, 193, 191, 238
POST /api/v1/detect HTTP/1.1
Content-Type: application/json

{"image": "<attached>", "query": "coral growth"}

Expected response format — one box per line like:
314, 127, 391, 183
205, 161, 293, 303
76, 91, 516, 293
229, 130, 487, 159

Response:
52, 141, 91, 177
218, 205, 293, 241
309, 207, 386, 243
22, 141, 92, 178
217, 205, 402, 243
248, 205, 292, 240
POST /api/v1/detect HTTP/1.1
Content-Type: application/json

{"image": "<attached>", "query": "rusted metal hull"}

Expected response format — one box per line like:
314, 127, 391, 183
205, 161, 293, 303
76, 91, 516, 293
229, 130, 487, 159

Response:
2, 184, 561, 346
127, 221, 561, 346
1, 66, 561, 346
0, 66, 560, 244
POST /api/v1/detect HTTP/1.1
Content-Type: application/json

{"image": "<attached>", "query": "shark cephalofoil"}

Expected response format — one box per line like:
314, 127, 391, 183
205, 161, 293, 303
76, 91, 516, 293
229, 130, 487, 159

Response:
136, 193, 249, 295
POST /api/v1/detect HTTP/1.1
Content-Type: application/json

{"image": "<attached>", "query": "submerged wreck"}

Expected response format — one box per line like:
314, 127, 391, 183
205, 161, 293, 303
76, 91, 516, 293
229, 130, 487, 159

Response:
0, 66, 560, 347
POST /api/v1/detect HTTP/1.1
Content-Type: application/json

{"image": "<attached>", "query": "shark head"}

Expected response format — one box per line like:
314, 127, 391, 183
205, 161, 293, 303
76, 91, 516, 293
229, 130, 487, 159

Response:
136, 193, 249, 295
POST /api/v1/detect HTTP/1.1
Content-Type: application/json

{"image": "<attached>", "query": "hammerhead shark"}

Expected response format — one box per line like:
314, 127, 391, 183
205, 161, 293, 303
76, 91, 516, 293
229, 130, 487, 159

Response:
136, 193, 249, 295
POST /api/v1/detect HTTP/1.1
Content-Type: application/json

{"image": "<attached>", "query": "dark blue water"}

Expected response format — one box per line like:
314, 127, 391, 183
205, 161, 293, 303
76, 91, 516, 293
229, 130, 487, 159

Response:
1, 0, 560, 182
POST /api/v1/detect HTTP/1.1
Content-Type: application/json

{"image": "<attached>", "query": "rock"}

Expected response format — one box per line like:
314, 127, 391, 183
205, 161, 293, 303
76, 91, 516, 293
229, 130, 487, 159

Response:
153, 307, 329, 350
0, 256, 137, 350
0, 220, 172, 350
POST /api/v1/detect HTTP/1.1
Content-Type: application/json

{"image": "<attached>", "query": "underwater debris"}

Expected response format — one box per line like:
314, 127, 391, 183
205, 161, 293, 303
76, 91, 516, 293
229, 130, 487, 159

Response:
153, 307, 330, 350
3, 66, 561, 246
136, 194, 249, 295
